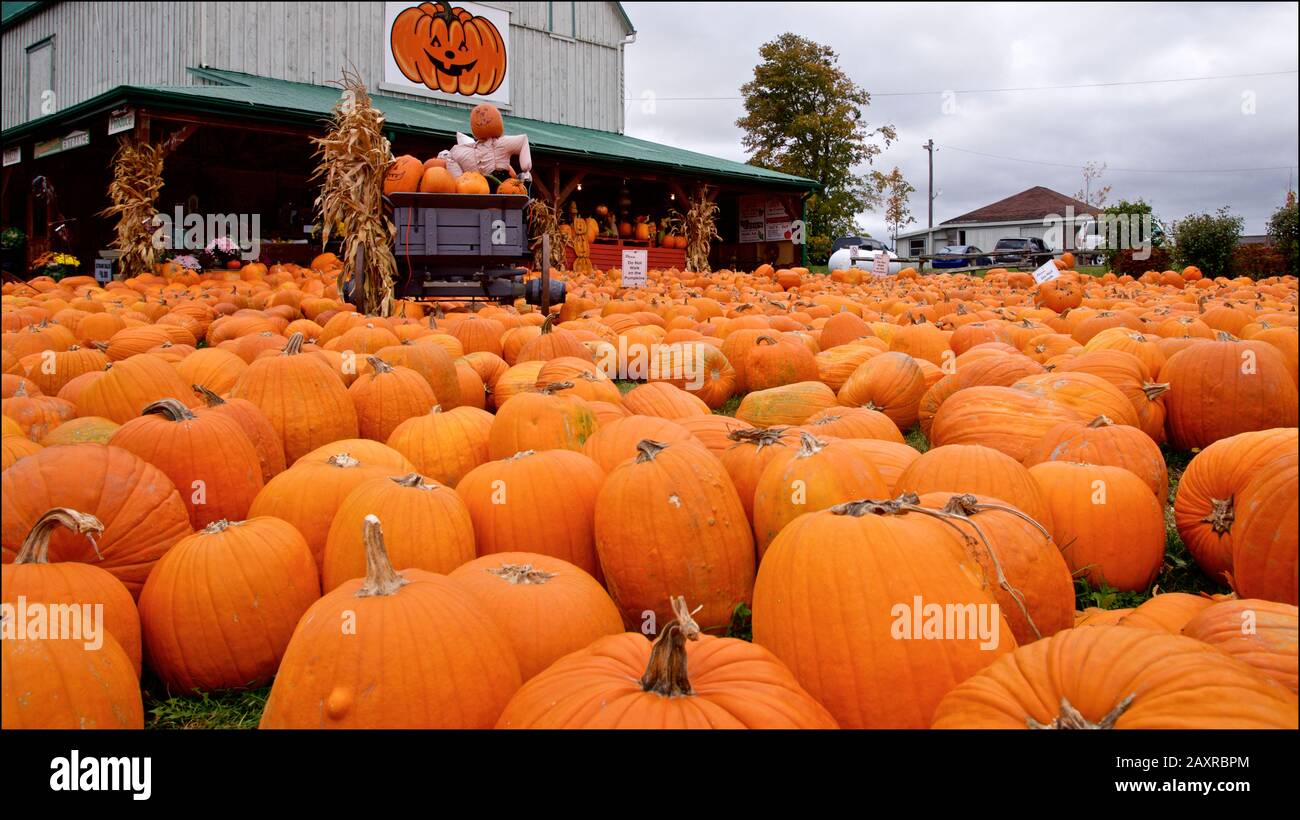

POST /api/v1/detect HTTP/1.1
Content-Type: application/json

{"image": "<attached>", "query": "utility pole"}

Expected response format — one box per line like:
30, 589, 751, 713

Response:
922, 139, 934, 269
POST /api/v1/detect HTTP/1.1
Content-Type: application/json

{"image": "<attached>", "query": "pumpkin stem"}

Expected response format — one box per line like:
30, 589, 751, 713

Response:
506, 449, 536, 461
539, 381, 574, 395
755, 334, 778, 346
487, 563, 557, 585
1202, 497, 1234, 534
367, 355, 394, 375
540, 313, 555, 334
355, 515, 409, 598
15, 507, 105, 564
1028, 694, 1135, 729
13, 380, 28, 398
639, 596, 702, 698
390, 472, 436, 489
325, 452, 362, 469
1086, 415, 1113, 428
635, 439, 669, 463
282, 332, 305, 356
726, 426, 790, 450
1214, 330, 1238, 342
201, 519, 234, 534
192, 384, 226, 407
796, 431, 827, 457
142, 398, 197, 421
1142, 382, 1170, 401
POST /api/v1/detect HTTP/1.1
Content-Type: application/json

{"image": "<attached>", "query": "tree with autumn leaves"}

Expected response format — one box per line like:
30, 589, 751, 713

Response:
870, 166, 916, 246
736, 33, 895, 261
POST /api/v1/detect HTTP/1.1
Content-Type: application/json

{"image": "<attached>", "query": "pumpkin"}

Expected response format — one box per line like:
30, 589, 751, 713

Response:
229, 333, 359, 463
348, 356, 438, 442
752, 432, 890, 556
837, 438, 922, 491
384, 154, 425, 195
260, 515, 521, 728
173, 347, 248, 395
917, 355, 1045, 438
753, 495, 1015, 728
1010, 371, 1140, 428
932, 626, 1298, 729
487, 382, 598, 460
929, 386, 1083, 463
718, 426, 799, 520
1, 444, 193, 598
736, 381, 839, 427
1, 507, 142, 676
1161, 335, 1298, 450
1, 612, 142, 729
38, 416, 120, 447
1028, 461, 1164, 592
1, 382, 76, 440
745, 335, 819, 391
1023, 415, 1168, 500
581, 413, 697, 472
419, 165, 459, 193
496, 596, 838, 728
108, 398, 264, 529
448, 552, 622, 681
1116, 592, 1215, 633
190, 384, 285, 482
837, 352, 927, 430
138, 517, 319, 692
20, 345, 108, 395
1174, 428, 1297, 582
595, 441, 755, 631
1231, 449, 1298, 605
497, 177, 527, 196
620, 380, 711, 419
293, 439, 418, 471
1182, 598, 1298, 693
386, 404, 493, 486
515, 315, 591, 364
1, 432, 42, 469
895, 444, 1053, 529
797, 405, 904, 444
392, 5, 508, 98
455, 171, 491, 195
249, 451, 404, 573
322, 473, 476, 592
455, 449, 606, 579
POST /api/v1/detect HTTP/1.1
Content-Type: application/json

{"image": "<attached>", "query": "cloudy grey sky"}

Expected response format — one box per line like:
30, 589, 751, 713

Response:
621, 1, 1299, 241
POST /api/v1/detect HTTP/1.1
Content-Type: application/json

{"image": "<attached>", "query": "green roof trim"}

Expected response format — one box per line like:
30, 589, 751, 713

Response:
3, 67, 813, 190
1, 0, 48, 29
612, 2, 635, 34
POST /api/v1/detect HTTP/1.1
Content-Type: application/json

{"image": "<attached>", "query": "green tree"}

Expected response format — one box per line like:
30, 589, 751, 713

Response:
869, 166, 916, 245
736, 33, 895, 255
1171, 207, 1243, 279
1266, 191, 1298, 277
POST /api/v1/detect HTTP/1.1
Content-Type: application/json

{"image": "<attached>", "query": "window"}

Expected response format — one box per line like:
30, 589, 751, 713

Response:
27, 37, 54, 120
909, 239, 925, 257
958, 230, 966, 245
548, 1, 574, 38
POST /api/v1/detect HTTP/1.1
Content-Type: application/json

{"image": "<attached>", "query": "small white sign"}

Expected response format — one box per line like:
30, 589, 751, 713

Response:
2, 146, 19, 167
108, 108, 136, 136
94, 258, 113, 284
620, 249, 647, 288
1032, 258, 1062, 284
871, 251, 891, 277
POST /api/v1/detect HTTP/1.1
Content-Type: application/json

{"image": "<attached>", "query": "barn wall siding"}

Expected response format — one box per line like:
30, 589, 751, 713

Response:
2, 1, 632, 132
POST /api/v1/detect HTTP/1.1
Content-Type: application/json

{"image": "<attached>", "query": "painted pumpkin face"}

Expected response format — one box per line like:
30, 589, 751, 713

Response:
391, 2, 507, 97
470, 103, 503, 140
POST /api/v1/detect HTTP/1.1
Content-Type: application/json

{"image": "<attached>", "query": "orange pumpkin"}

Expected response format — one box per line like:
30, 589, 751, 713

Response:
419, 166, 459, 193
384, 155, 425, 194
390, 2, 507, 96
456, 171, 491, 195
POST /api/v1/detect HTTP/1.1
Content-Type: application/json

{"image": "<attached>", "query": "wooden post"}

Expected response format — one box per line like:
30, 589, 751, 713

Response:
540, 233, 552, 315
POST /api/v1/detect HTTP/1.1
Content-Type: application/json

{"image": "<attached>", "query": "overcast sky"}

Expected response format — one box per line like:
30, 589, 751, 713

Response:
622, 1, 1299, 241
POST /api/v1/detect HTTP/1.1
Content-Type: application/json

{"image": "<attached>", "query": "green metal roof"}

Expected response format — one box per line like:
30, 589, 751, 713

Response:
2, 67, 814, 191
1, 0, 47, 28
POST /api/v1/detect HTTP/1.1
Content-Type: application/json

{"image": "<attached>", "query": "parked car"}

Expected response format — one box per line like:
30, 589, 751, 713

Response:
827, 236, 904, 275
992, 237, 1053, 269
931, 245, 993, 269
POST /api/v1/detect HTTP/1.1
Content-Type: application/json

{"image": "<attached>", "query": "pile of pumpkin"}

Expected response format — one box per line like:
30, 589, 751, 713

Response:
1, 256, 1297, 729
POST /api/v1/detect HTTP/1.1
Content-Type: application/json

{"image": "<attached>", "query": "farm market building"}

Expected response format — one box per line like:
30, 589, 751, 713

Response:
1, 0, 816, 274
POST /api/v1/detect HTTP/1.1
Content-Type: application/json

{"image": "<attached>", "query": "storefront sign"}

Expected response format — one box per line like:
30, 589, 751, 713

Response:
94, 258, 114, 284
383, 1, 510, 107
33, 130, 89, 159
740, 194, 795, 243
621, 249, 647, 288
108, 108, 136, 136
1032, 258, 1062, 284
1, 146, 19, 167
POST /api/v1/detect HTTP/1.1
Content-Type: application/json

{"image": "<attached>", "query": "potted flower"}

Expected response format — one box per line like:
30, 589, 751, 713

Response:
30, 251, 80, 281
1, 227, 26, 275
199, 236, 244, 270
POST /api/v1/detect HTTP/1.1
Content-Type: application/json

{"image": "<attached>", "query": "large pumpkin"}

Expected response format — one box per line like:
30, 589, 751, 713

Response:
932, 626, 1298, 729
260, 515, 520, 728
1231, 449, 1298, 605
487, 383, 598, 460
1, 444, 193, 598
138, 517, 320, 693
386, 404, 492, 486
895, 444, 1053, 529
496, 596, 838, 728
1182, 598, 1298, 693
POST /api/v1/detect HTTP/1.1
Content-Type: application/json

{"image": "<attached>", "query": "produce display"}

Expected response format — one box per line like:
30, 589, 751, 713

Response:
1, 260, 1297, 730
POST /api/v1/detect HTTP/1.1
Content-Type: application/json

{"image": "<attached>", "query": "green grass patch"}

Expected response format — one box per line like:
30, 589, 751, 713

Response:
145, 686, 268, 729
904, 427, 930, 453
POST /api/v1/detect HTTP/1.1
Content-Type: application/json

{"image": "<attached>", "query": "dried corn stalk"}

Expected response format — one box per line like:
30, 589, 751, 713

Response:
683, 194, 720, 273
313, 70, 398, 316
99, 136, 172, 278
526, 198, 566, 271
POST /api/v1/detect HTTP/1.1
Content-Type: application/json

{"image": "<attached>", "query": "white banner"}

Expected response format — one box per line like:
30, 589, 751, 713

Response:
383, 1, 511, 107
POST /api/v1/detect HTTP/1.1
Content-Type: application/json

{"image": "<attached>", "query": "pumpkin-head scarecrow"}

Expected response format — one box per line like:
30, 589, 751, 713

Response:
391, 2, 507, 96
447, 102, 533, 188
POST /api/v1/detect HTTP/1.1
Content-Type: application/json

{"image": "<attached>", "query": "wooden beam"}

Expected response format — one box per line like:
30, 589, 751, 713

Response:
556, 169, 586, 207
530, 168, 553, 202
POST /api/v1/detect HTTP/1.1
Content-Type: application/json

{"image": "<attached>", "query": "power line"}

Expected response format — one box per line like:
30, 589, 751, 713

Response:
624, 68, 1299, 101
935, 144, 1298, 175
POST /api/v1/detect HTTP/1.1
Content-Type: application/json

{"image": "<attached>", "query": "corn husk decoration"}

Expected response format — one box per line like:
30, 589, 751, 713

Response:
99, 134, 181, 278
526, 199, 566, 271
680, 195, 719, 273
312, 70, 398, 316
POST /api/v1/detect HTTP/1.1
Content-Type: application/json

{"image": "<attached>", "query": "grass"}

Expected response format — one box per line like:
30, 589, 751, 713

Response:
145, 685, 268, 729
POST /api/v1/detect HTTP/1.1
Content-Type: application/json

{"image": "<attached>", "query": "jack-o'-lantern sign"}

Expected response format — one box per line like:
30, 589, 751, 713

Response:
391, 2, 507, 97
